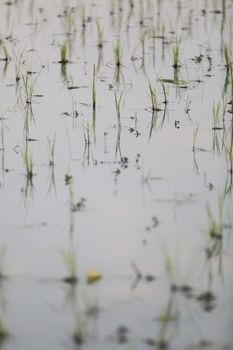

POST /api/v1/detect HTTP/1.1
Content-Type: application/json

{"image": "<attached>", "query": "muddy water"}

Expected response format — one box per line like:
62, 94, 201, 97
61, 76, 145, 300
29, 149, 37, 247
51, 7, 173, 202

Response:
0, 0, 233, 349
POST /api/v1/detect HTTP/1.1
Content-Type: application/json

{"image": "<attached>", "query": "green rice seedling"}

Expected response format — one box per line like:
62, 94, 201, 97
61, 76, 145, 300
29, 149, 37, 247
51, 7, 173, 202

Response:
113, 40, 123, 83
223, 44, 232, 72
161, 82, 168, 105
21, 74, 36, 105
140, 32, 146, 68
92, 65, 96, 111
223, 132, 233, 194
212, 102, 224, 156
172, 38, 181, 69
46, 134, 56, 167
59, 41, 69, 64
147, 82, 160, 138
82, 122, 94, 166
148, 82, 158, 112
96, 19, 104, 49
113, 40, 122, 68
14, 50, 24, 83
21, 142, 34, 180
229, 65, 233, 114
23, 105, 35, 140
212, 102, 221, 127
60, 244, 78, 284
0, 40, 9, 62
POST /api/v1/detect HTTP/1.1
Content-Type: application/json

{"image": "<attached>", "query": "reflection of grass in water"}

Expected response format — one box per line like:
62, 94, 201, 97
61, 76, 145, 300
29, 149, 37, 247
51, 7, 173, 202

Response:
0, 247, 8, 343
196, 290, 216, 312
0, 247, 6, 279
206, 197, 224, 241
145, 292, 179, 349
73, 311, 86, 345
192, 126, 199, 174
224, 132, 233, 195
46, 134, 56, 167
115, 91, 123, 127
92, 65, 97, 142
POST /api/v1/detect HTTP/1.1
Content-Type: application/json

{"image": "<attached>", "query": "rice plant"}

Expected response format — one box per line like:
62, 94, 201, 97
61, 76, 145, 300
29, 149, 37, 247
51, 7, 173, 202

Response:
21, 142, 34, 180
20, 74, 35, 106
0, 40, 9, 62
58, 42, 69, 64
172, 38, 181, 69
212, 102, 224, 156
60, 245, 78, 284
92, 65, 96, 111
223, 44, 232, 72
148, 81, 158, 112
96, 19, 104, 49
113, 40, 122, 68
14, 49, 25, 82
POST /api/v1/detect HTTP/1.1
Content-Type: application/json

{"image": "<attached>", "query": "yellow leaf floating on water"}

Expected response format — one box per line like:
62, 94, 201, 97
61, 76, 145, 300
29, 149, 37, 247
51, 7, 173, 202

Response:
86, 271, 102, 284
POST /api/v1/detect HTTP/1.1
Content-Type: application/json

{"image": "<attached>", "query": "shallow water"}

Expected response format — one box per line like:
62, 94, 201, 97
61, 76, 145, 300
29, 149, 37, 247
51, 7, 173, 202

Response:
0, 0, 233, 349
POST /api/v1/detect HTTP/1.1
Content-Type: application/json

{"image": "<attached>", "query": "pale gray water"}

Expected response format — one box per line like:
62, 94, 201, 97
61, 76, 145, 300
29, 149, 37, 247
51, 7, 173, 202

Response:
0, 0, 233, 349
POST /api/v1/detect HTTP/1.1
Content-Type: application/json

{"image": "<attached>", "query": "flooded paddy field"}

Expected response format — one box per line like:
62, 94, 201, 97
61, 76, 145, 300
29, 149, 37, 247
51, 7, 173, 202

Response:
0, 0, 233, 349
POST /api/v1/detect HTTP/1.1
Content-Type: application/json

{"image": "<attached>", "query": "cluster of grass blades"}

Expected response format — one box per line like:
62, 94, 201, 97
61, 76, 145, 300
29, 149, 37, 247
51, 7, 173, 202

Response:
22, 74, 36, 106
